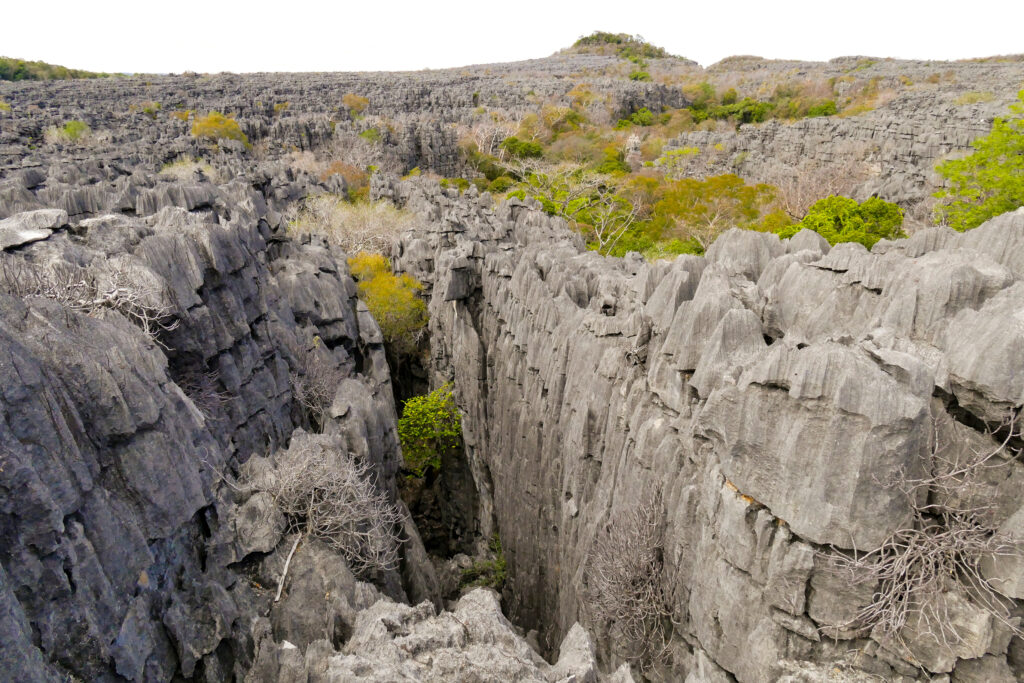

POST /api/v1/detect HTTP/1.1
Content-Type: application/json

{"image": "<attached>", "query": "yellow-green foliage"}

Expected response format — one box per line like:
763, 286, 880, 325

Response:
343, 93, 369, 116
274, 101, 290, 113
45, 120, 91, 144
191, 111, 250, 148
171, 110, 191, 122
347, 253, 427, 356
954, 91, 995, 106
398, 382, 461, 477
0, 99, 11, 112
778, 196, 904, 247
935, 90, 1024, 230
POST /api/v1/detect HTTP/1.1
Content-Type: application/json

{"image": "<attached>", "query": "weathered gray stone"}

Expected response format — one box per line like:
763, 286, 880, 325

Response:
235, 492, 287, 558
952, 654, 1015, 683
981, 506, 1024, 600
0, 208, 66, 249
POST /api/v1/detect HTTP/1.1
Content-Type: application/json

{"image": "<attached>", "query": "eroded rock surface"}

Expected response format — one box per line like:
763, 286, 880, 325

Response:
388, 174, 1024, 681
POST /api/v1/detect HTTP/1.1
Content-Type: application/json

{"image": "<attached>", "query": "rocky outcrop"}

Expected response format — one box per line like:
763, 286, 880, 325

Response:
659, 56, 1024, 224
249, 588, 604, 682
387, 175, 1024, 681
0, 173, 421, 680
3, 48, 1024, 682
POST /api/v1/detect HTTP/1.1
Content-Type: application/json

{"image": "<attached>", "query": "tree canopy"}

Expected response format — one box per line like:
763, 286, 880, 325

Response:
934, 90, 1024, 231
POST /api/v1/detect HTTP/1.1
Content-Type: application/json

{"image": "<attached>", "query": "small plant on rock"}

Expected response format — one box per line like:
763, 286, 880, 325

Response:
460, 535, 507, 590
44, 120, 92, 144
191, 111, 250, 148
397, 382, 461, 477
347, 252, 428, 357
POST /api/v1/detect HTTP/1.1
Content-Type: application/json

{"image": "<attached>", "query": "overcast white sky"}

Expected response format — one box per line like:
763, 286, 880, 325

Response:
3, 1, 1022, 74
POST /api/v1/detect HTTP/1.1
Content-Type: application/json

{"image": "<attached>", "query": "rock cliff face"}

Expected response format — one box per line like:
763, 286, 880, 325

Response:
2, 50, 1024, 682
0, 168, 457, 680
385, 174, 1024, 681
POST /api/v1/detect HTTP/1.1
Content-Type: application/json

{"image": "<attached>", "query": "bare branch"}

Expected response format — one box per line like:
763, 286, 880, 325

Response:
822, 413, 1023, 656
584, 492, 671, 668
0, 257, 179, 346
257, 433, 404, 578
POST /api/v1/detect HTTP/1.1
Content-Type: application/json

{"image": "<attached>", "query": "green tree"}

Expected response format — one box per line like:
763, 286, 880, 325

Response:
934, 90, 1024, 231
778, 195, 904, 248
398, 383, 462, 476
650, 174, 780, 250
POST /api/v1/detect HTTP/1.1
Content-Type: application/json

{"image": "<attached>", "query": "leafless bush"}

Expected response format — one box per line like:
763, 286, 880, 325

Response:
286, 196, 417, 254
290, 346, 346, 430
159, 157, 220, 183
178, 368, 232, 421
264, 433, 403, 577
328, 127, 403, 176
0, 257, 179, 344
824, 414, 1023, 655
775, 162, 869, 220
585, 492, 671, 667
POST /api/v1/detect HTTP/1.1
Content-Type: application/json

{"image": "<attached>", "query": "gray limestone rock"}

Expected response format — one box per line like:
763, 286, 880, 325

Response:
0, 208, 66, 249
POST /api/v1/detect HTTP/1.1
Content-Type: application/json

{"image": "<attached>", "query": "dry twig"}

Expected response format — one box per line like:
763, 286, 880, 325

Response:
585, 492, 671, 667
824, 413, 1022, 655
264, 434, 403, 578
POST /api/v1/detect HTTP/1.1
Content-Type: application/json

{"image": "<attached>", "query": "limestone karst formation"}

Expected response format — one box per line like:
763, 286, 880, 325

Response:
1, 44, 1023, 682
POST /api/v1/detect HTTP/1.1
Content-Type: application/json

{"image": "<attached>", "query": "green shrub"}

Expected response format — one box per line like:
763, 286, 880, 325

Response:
359, 127, 381, 144
778, 195, 905, 248
440, 177, 471, 192
629, 108, 654, 126
0, 56, 110, 81
0, 99, 10, 112
595, 146, 631, 174
934, 89, 1024, 230
488, 176, 515, 193
348, 253, 427, 357
45, 120, 92, 144
500, 136, 544, 159
142, 101, 161, 118
465, 148, 508, 182
807, 100, 838, 117
460, 535, 507, 590
629, 70, 651, 82
63, 120, 90, 140
398, 382, 461, 477
191, 111, 250, 148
